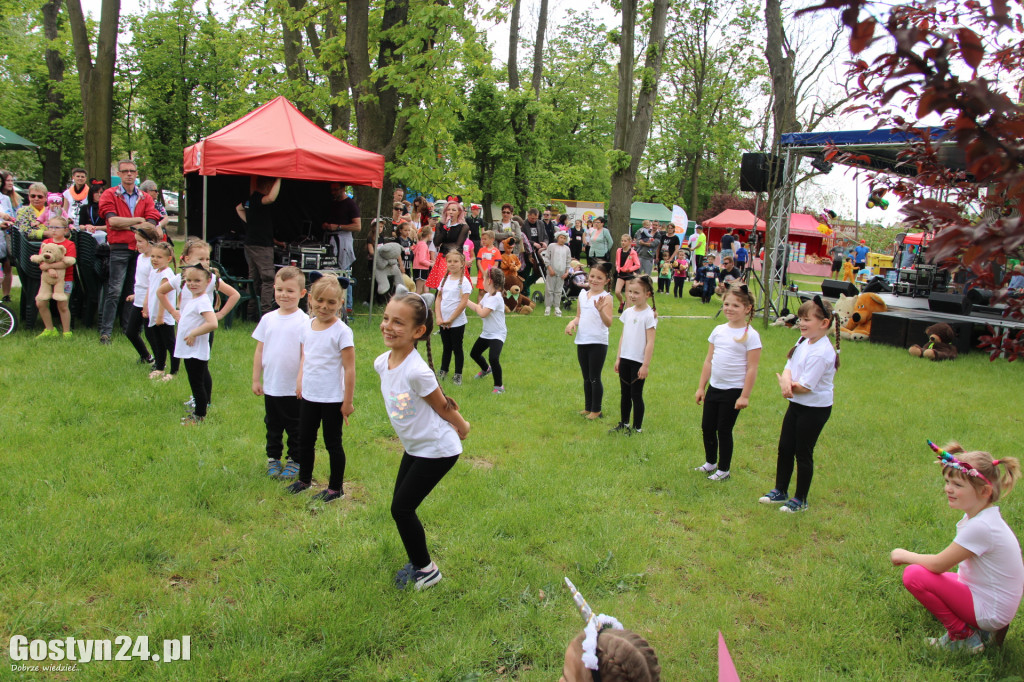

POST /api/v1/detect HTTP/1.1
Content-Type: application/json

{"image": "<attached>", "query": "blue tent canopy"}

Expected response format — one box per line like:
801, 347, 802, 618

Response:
777, 127, 965, 176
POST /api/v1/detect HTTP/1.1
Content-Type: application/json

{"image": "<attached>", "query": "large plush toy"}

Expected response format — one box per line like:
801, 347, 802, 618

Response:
840, 292, 887, 340
909, 322, 958, 361
499, 238, 524, 291
833, 293, 856, 329
374, 241, 404, 295
30, 242, 76, 302
503, 285, 534, 314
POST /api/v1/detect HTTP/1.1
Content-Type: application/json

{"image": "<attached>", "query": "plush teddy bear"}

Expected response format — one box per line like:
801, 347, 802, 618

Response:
909, 322, 958, 361
833, 293, 856, 329
499, 238, 524, 291
503, 284, 534, 314
374, 241, 404, 295
840, 292, 887, 340
30, 242, 76, 302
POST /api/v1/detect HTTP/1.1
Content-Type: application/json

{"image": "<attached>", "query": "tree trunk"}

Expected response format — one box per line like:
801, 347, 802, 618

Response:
527, 0, 547, 133
764, 0, 799, 147
609, 0, 669, 241
66, 0, 119, 185
41, 0, 65, 189
689, 152, 701, 219
507, 0, 521, 91
321, 12, 350, 135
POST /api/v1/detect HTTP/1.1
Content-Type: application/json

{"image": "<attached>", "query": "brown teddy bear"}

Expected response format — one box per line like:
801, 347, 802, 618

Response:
840, 292, 887, 340
909, 322, 958, 361
499, 238, 524, 291
503, 285, 534, 314
30, 242, 76, 302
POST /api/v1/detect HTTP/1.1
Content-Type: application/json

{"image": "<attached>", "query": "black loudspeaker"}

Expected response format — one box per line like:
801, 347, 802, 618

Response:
820, 279, 860, 298
863, 275, 893, 293
928, 292, 971, 316
740, 153, 779, 193
966, 288, 993, 305
869, 312, 909, 348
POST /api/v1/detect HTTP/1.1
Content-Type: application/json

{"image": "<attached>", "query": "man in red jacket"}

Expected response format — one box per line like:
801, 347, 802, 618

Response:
97, 159, 162, 345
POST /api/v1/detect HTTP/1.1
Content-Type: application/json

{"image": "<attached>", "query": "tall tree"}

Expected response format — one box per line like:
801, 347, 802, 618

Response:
41, 0, 66, 188
66, 0, 119, 183
608, 0, 670, 239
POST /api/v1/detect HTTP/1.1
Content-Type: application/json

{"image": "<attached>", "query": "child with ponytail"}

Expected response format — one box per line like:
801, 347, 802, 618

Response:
146, 242, 178, 381
610, 275, 657, 436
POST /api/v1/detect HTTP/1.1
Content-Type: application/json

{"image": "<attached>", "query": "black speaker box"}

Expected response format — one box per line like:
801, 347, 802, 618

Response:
820, 279, 860, 298
863, 276, 893, 293
906, 316, 973, 355
739, 153, 779, 193
869, 312, 909, 348
928, 292, 971, 316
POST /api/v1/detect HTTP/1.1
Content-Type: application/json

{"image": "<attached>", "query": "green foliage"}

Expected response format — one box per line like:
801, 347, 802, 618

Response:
607, 149, 632, 175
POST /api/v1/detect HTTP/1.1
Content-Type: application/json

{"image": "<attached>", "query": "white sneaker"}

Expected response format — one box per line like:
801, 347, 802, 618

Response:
694, 462, 717, 473
544, 307, 551, 316
708, 470, 730, 481
554, 308, 562, 317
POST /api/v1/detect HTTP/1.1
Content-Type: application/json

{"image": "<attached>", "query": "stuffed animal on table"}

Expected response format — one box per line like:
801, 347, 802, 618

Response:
30, 242, 76, 302
833, 293, 856, 329
503, 285, 534, 314
499, 238, 524, 291
771, 313, 798, 327
841, 260, 856, 284
840, 292, 887, 340
909, 322, 958, 361
374, 241, 404, 295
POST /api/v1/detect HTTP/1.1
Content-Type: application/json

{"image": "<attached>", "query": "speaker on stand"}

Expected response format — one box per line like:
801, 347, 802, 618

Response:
740, 153, 780, 193
820, 279, 860, 298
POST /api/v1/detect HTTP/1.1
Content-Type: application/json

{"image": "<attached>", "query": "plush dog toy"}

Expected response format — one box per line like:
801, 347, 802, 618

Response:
499, 238, 524, 291
909, 322, 958, 361
30, 242, 76, 302
840, 292, 887, 340
833, 293, 856, 328
503, 284, 534, 314
374, 241, 404, 295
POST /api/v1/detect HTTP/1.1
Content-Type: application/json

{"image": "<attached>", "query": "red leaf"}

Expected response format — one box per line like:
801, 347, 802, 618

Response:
957, 28, 984, 70
850, 19, 876, 54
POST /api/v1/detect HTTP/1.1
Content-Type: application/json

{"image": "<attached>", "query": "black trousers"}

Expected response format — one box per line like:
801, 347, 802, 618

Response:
183, 358, 212, 418
701, 386, 743, 471
298, 399, 345, 490
673, 276, 686, 297
469, 337, 503, 387
391, 452, 458, 569
439, 324, 466, 374
265, 395, 301, 461
146, 324, 179, 374
576, 343, 608, 413
657, 277, 669, 293
124, 305, 152, 361
618, 358, 646, 429
775, 402, 832, 501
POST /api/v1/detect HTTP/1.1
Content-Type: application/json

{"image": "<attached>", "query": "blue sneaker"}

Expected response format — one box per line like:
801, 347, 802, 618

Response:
926, 631, 984, 654
280, 460, 300, 480
779, 498, 808, 513
758, 489, 788, 504
267, 459, 283, 478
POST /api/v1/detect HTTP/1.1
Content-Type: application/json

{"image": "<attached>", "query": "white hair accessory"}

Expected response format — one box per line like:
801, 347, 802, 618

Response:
564, 577, 624, 671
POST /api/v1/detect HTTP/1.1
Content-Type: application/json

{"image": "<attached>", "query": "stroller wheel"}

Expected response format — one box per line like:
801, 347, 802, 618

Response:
530, 290, 544, 305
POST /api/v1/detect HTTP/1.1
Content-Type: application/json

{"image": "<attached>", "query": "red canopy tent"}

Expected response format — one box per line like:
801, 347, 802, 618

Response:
702, 209, 765, 250
753, 213, 828, 257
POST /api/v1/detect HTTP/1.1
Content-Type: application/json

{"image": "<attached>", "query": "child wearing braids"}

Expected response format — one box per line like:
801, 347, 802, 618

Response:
376, 291, 470, 591
759, 295, 839, 512
891, 441, 1022, 653
610, 276, 657, 436
694, 284, 761, 481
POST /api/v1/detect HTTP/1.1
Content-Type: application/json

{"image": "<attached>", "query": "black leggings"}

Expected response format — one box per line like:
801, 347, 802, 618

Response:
701, 386, 743, 471
391, 452, 458, 569
673, 276, 686, 297
775, 402, 832, 502
146, 324, 179, 374
298, 399, 346, 490
125, 306, 152, 361
265, 395, 301, 461
439, 324, 466, 374
576, 343, 608, 413
469, 337, 503, 387
617, 358, 646, 429
183, 358, 212, 418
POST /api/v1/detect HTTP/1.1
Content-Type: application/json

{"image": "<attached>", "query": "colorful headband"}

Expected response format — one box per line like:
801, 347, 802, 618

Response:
564, 577, 623, 673
928, 440, 991, 485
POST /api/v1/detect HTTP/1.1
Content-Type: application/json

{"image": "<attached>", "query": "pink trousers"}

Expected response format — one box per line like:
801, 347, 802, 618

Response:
902, 564, 978, 636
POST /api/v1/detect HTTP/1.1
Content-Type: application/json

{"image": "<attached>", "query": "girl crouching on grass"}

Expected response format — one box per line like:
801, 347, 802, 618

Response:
376, 291, 470, 590
173, 265, 218, 425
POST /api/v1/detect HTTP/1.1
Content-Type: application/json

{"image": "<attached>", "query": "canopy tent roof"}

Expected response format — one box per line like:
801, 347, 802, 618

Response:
183, 96, 385, 188
629, 201, 672, 222
0, 125, 38, 150
778, 127, 965, 178
902, 232, 933, 246
753, 213, 825, 238
703, 209, 765, 231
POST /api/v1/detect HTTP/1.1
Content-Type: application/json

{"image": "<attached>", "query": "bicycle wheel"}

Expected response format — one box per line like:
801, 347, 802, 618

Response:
0, 303, 16, 337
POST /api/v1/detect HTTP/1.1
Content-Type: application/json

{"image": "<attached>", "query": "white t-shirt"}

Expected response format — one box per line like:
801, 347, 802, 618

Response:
618, 305, 657, 363
374, 349, 462, 459
166, 271, 218, 307
252, 309, 306, 397
708, 323, 763, 390
438, 275, 472, 328
0, 193, 14, 218
479, 291, 507, 342
133, 254, 152, 309
575, 290, 611, 346
954, 506, 1024, 630
147, 267, 176, 326
62, 187, 88, 227
299, 318, 354, 403
173, 295, 215, 361
784, 336, 836, 407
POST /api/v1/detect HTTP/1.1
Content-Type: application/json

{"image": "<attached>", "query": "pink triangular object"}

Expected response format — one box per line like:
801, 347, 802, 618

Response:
718, 631, 741, 682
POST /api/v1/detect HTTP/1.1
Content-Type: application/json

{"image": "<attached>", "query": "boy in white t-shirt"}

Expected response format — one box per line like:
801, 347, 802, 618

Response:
252, 267, 308, 479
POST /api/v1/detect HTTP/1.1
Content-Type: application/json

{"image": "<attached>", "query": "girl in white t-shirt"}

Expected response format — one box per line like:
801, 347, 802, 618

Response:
759, 295, 839, 513
376, 291, 470, 591
466, 267, 507, 393
434, 250, 472, 385
173, 265, 219, 424
124, 226, 160, 365
288, 276, 356, 503
146, 242, 178, 381
610, 275, 657, 435
565, 261, 614, 420
693, 284, 761, 480
891, 441, 1022, 653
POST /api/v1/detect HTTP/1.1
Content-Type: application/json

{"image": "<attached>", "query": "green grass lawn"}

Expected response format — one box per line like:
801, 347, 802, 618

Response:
1, 282, 1022, 680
